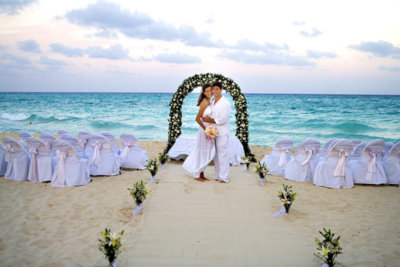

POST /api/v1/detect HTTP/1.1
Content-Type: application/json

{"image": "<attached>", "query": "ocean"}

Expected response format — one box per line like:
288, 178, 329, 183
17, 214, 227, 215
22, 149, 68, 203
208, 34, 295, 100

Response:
1, 92, 399, 147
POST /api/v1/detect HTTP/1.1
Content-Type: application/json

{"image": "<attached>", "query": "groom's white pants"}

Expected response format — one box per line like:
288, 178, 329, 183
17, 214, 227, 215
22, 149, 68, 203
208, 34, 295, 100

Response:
214, 134, 230, 182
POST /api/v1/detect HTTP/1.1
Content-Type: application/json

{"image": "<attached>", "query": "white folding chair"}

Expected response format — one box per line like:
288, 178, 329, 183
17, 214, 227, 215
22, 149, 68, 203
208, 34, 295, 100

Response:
51, 140, 91, 187
87, 134, 120, 176
0, 142, 7, 176
26, 137, 56, 183
119, 133, 148, 169
100, 131, 120, 155
284, 138, 320, 182
3, 136, 30, 181
383, 142, 400, 185
261, 138, 293, 175
313, 139, 354, 189
18, 131, 33, 151
350, 139, 387, 185
60, 134, 86, 159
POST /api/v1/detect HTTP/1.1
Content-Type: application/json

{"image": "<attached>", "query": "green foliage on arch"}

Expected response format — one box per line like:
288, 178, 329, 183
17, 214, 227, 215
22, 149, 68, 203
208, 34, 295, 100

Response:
163, 73, 255, 161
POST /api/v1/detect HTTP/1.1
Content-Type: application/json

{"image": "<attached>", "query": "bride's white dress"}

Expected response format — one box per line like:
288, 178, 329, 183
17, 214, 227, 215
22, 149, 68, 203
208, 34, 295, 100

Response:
183, 105, 216, 178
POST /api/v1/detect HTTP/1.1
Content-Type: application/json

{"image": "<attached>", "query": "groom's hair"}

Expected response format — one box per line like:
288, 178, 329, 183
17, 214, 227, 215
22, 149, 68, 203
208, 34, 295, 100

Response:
212, 81, 223, 90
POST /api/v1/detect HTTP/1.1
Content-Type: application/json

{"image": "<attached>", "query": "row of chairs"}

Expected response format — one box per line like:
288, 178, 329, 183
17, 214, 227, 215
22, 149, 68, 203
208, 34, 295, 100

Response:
0, 130, 148, 187
261, 138, 400, 189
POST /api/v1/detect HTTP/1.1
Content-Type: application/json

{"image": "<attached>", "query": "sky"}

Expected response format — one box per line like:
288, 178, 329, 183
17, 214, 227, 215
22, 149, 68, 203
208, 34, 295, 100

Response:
0, 0, 400, 94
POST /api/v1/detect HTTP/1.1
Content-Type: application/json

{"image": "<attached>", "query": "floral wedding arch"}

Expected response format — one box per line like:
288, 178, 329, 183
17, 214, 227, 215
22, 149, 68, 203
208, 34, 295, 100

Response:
162, 73, 255, 161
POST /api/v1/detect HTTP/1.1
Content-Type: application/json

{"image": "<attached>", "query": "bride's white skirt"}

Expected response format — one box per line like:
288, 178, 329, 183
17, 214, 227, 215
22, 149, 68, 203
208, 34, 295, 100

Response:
183, 127, 216, 178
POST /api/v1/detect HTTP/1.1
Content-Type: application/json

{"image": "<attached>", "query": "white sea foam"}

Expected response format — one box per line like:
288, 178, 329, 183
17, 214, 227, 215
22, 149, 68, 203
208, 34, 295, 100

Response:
1, 113, 30, 121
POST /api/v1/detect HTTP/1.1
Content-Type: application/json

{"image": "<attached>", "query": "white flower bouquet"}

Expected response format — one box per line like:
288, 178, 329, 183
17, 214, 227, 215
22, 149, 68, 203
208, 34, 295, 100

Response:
205, 125, 219, 139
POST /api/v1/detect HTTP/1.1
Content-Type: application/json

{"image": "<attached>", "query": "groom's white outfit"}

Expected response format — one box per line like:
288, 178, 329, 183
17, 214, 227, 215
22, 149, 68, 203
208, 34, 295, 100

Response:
211, 96, 231, 183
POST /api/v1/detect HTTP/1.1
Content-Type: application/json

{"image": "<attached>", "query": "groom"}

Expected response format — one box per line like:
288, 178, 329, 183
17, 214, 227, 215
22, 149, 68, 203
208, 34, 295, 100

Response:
203, 81, 231, 183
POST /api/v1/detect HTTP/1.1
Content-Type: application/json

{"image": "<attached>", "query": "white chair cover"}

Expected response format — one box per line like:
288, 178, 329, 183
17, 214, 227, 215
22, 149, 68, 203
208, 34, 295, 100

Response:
351, 139, 362, 146
319, 138, 338, 160
383, 142, 400, 185
57, 129, 70, 136
383, 142, 394, 158
40, 132, 57, 149
26, 137, 56, 183
313, 139, 354, 189
284, 138, 320, 182
18, 131, 33, 151
3, 136, 30, 181
168, 136, 245, 165
78, 130, 91, 158
0, 142, 7, 176
60, 134, 86, 159
87, 134, 120, 176
119, 133, 148, 169
51, 140, 91, 187
100, 131, 120, 155
350, 139, 387, 185
261, 138, 293, 175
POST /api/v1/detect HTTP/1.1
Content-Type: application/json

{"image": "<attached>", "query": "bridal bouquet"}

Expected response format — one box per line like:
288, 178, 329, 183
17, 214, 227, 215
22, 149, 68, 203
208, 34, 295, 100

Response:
314, 228, 343, 267
205, 125, 219, 139
98, 228, 124, 267
278, 184, 297, 213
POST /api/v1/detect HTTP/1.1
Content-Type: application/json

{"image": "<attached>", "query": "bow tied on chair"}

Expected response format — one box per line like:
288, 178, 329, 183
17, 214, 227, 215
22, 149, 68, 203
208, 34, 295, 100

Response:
366, 152, 377, 180
29, 147, 39, 183
278, 148, 289, 167
54, 149, 67, 186
301, 147, 314, 167
5, 144, 15, 162
120, 143, 133, 163
91, 141, 103, 167
333, 149, 349, 177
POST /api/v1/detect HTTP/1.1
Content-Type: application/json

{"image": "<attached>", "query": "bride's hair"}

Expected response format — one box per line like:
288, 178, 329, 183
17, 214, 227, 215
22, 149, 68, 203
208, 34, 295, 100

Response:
197, 83, 211, 106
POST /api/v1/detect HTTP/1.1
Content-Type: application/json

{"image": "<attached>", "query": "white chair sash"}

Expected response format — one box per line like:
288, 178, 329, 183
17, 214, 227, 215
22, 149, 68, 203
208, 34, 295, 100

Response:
278, 148, 288, 167
301, 148, 314, 166
79, 138, 88, 150
55, 150, 67, 186
120, 144, 132, 163
366, 152, 377, 180
29, 147, 39, 183
333, 150, 349, 177
91, 142, 103, 167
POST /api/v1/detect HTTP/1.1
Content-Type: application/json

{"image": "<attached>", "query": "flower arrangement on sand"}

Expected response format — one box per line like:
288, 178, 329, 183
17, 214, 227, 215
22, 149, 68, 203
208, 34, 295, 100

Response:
254, 161, 269, 185
205, 125, 219, 139
241, 155, 252, 170
278, 184, 297, 213
98, 228, 124, 267
145, 158, 160, 183
158, 152, 169, 168
314, 228, 343, 267
127, 180, 151, 217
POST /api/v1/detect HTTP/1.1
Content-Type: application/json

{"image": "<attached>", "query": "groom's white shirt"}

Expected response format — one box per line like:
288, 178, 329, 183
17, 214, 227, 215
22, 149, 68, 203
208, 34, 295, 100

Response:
211, 96, 230, 136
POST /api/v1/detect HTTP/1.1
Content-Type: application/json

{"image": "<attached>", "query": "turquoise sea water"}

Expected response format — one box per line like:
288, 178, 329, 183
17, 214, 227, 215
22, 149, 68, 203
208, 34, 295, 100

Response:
1, 92, 399, 147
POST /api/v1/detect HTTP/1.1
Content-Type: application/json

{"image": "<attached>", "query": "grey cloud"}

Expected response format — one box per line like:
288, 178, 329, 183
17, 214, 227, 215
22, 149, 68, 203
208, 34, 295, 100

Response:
64, 1, 221, 47
0, 0, 37, 15
39, 56, 68, 70
307, 50, 337, 59
378, 65, 400, 72
1, 53, 32, 68
17, 39, 41, 53
86, 44, 131, 60
350, 41, 400, 60
153, 52, 201, 64
50, 43, 84, 57
219, 50, 315, 67
300, 27, 322, 38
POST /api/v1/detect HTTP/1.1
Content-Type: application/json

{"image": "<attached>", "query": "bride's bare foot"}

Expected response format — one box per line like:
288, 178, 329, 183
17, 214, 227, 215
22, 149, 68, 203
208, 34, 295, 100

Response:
195, 177, 207, 182
200, 172, 209, 181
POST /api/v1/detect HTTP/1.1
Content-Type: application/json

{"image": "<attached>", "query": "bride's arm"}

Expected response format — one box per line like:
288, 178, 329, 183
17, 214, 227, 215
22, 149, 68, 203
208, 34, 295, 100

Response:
195, 100, 208, 130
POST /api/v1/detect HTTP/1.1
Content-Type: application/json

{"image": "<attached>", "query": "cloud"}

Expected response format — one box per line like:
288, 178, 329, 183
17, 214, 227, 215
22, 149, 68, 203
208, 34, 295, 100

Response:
300, 27, 322, 38
378, 65, 400, 72
230, 39, 288, 52
64, 1, 221, 47
292, 21, 306, 26
0, 0, 37, 15
205, 16, 214, 24
307, 50, 337, 59
153, 52, 201, 64
17, 39, 41, 53
350, 41, 400, 60
39, 56, 67, 70
219, 50, 315, 67
86, 44, 131, 60
49, 43, 84, 57
1, 53, 32, 68
0, 44, 6, 50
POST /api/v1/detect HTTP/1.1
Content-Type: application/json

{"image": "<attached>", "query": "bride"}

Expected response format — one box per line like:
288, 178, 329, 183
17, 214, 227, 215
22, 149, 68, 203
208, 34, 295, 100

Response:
183, 84, 215, 182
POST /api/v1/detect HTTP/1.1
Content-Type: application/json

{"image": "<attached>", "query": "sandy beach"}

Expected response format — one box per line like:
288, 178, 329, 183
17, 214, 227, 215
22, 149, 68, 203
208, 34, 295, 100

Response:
1, 132, 399, 266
